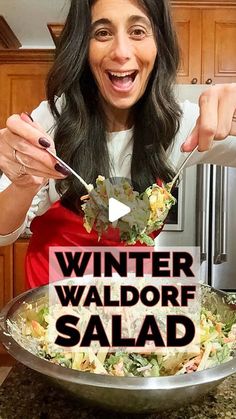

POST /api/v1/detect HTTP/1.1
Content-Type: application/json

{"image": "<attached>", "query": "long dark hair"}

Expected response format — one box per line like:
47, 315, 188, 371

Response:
47, 0, 182, 213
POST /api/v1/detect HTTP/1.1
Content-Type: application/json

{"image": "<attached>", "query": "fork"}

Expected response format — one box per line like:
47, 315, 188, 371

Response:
168, 145, 198, 190
46, 148, 108, 209
46, 148, 94, 193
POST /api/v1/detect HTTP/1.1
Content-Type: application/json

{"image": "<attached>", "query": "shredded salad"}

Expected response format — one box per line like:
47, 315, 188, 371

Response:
81, 176, 176, 246
7, 302, 236, 377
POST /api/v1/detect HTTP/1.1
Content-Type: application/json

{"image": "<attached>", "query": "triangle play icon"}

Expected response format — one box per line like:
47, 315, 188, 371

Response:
108, 198, 131, 223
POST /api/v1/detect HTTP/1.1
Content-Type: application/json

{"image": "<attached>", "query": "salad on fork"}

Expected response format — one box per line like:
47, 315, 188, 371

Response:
81, 176, 176, 245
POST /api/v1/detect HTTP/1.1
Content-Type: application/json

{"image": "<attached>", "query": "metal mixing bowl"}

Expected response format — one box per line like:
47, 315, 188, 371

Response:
0, 284, 235, 413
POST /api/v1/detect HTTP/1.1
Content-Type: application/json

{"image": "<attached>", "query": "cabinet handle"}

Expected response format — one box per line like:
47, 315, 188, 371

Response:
206, 78, 213, 85
191, 78, 198, 84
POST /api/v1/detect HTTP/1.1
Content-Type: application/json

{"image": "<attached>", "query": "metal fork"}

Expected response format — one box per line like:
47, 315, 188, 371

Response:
168, 145, 198, 189
46, 148, 108, 209
46, 148, 94, 193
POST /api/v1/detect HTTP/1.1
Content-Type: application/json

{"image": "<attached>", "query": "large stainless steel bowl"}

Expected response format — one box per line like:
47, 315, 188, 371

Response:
0, 284, 235, 413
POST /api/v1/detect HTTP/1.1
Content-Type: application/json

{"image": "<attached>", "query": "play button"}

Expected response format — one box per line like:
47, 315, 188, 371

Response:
108, 197, 131, 222
83, 176, 152, 243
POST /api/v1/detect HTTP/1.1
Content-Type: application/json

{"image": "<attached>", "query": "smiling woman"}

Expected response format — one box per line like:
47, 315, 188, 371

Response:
0, 0, 236, 288
88, 0, 157, 116
47, 0, 181, 211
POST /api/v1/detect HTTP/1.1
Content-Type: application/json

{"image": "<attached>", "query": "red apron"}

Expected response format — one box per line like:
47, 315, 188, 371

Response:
25, 200, 163, 289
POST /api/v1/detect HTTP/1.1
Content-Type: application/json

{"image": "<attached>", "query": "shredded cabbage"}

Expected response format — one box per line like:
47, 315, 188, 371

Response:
8, 305, 236, 377
81, 176, 176, 245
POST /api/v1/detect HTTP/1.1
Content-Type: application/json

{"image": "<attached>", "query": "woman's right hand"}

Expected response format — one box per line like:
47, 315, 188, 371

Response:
0, 113, 69, 192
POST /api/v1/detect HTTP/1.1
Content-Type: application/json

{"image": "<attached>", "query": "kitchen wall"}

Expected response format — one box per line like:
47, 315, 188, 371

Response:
0, 0, 68, 48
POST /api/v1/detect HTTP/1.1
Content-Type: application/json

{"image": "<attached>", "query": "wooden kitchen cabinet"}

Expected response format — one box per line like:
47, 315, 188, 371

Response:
13, 239, 29, 297
172, 4, 236, 84
0, 239, 29, 366
0, 245, 13, 309
0, 49, 52, 305
172, 7, 202, 84
0, 245, 13, 365
0, 240, 29, 306
0, 50, 53, 364
0, 50, 53, 304
0, 239, 28, 309
0, 50, 53, 127
202, 9, 236, 84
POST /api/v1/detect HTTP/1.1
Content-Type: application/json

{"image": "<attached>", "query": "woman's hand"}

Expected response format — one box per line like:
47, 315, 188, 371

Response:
181, 83, 236, 152
0, 113, 69, 192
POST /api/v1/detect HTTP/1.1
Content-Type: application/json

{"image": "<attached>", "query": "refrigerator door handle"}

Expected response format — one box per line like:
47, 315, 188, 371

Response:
196, 164, 210, 263
221, 166, 228, 262
213, 166, 228, 264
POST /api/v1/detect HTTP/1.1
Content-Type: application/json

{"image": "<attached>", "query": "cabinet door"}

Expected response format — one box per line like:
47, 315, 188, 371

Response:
202, 9, 236, 84
172, 7, 202, 84
0, 241, 28, 366
0, 246, 14, 365
13, 240, 29, 297
0, 245, 13, 309
0, 62, 51, 127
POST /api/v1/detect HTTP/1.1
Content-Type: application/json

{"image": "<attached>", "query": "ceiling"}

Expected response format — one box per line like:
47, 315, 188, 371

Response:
0, 0, 69, 48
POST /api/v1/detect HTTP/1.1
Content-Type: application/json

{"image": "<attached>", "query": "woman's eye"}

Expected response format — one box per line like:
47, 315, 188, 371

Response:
94, 29, 112, 41
130, 27, 147, 39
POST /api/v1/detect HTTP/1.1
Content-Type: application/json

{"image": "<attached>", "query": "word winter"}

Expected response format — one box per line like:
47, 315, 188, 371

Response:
54, 250, 195, 278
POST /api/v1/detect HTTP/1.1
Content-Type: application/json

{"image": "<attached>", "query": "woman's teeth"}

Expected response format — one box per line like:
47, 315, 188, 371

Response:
108, 71, 137, 90
109, 71, 136, 78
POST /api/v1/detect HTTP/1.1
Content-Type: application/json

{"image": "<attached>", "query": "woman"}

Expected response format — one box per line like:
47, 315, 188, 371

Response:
0, 0, 236, 288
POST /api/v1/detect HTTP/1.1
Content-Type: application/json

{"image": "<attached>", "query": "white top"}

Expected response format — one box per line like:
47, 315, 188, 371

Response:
0, 99, 236, 246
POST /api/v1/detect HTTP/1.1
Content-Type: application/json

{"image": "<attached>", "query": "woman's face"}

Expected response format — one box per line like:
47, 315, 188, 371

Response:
88, 0, 157, 113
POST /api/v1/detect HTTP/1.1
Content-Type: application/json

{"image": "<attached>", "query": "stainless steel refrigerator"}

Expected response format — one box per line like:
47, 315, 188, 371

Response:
155, 84, 236, 292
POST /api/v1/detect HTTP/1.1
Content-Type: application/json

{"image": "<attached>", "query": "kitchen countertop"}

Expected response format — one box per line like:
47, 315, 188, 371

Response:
0, 364, 235, 419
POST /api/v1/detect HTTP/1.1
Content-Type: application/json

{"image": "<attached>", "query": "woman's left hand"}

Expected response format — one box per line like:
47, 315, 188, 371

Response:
181, 83, 236, 152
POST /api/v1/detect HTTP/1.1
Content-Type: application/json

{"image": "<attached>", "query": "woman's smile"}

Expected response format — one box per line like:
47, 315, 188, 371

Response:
89, 0, 157, 126
106, 70, 139, 93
